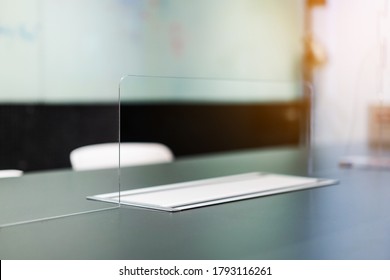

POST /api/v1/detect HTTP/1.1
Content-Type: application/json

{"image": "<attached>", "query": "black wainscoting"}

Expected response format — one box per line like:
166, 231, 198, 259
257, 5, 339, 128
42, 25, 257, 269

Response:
0, 102, 308, 172
121, 102, 308, 155
0, 104, 118, 171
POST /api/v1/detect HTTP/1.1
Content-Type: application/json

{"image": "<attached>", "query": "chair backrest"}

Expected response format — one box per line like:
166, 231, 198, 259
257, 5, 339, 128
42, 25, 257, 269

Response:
0, 169, 23, 178
70, 142, 174, 171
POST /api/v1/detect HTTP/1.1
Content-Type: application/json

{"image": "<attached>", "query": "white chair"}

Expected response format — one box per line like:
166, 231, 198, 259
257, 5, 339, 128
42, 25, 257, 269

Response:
70, 142, 174, 171
0, 169, 23, 178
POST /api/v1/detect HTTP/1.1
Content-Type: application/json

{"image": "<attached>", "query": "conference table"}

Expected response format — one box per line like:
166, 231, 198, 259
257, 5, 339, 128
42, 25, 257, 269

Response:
1, 146, 390, 259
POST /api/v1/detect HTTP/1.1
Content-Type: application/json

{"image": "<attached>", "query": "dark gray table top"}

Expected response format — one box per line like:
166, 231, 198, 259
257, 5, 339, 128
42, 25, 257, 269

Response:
1, 147, 390, 259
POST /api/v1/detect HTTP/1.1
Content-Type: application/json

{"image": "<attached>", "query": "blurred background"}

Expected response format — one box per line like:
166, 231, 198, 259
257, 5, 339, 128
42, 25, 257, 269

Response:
1, 0, 389, 172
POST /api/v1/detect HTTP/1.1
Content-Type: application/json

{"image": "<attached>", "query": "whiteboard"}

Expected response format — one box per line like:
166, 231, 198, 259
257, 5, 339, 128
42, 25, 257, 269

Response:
0, 0, 303, 103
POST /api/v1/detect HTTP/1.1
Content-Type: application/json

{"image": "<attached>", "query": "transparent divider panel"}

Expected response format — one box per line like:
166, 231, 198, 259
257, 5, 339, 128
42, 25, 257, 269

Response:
118, 75, 311, 204
0, 99, 120, 228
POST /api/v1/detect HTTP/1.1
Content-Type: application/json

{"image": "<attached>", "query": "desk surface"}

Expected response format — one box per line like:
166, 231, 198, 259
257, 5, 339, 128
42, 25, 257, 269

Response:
1, 147, 390, 260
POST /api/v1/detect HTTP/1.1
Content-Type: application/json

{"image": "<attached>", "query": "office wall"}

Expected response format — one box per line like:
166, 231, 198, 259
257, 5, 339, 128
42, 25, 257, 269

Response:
0, 102, 307, 171
0, 0, 306, 171
0, 0, 304, 103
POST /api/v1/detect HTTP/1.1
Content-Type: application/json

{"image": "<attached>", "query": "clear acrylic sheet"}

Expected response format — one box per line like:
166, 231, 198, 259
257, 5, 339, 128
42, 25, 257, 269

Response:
0, 100, 120, 228
87, 75, 337, 211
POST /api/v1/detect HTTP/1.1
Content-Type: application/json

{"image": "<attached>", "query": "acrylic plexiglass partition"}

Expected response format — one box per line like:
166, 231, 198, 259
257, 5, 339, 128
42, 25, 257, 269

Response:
101, 75, 338, 211
0, 102, 120, 228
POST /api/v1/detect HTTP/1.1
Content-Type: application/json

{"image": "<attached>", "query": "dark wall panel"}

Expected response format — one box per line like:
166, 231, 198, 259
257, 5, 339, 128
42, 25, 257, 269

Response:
121, 102, 308, 156
0, 105, 118, 171
0, 102, 307, 172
